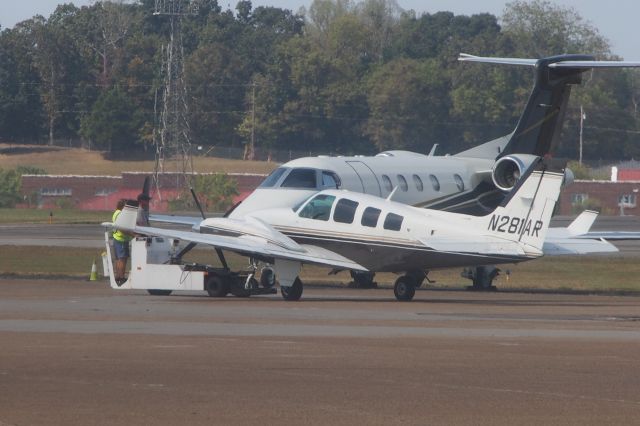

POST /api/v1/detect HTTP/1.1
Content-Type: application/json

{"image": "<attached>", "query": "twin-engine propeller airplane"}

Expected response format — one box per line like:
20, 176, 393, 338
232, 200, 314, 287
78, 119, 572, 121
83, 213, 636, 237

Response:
105, 157, 576, 301
225, 52, 640, 288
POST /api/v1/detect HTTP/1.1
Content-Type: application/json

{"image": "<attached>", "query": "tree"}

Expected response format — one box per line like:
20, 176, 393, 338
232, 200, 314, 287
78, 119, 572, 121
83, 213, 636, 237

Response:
170, 174, 238, 212
80, 87, 142, 154
364, 58, 450, 152
502, 0, 610, 58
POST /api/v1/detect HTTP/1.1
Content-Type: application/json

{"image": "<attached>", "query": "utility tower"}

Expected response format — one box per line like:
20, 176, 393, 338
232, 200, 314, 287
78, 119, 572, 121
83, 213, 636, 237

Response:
152, 0, 198, 197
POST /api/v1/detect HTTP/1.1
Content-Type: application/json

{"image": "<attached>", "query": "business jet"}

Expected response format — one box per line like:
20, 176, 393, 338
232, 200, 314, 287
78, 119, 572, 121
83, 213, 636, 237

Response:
110, 157, 573, 301
225, 53, 640, 288
230, 53, 640, 221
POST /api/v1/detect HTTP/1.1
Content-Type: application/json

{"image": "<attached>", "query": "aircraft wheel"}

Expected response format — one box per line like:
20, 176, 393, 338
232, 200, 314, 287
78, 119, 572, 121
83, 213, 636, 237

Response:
260, 267, 276, 288
231, 277, 257, 298
281, 277, 303, 301
205, 275, 229, 297
394, 276, 416, 301
147, 289, 172, 296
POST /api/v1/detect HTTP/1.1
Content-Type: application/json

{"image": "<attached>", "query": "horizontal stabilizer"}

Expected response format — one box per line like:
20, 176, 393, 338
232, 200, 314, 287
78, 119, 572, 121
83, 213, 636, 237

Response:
459, 53, 640, 68
543, 238, 618, 255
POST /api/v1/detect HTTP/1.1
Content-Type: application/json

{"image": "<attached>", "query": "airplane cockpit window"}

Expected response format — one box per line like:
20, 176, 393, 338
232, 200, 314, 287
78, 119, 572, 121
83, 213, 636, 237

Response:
383, 213, 404, 231
298, 194, 335, 221
333, 198, 359, 224
413, 174, 424, 192
281, 168, 318, 188
454, 174, 465, 191
397, 174, 408, 192
429, 174, 440, 191
381, 175, 393, 192
259, 167, 288, 188
361, 207, 381, 227
322, 171, 341, 189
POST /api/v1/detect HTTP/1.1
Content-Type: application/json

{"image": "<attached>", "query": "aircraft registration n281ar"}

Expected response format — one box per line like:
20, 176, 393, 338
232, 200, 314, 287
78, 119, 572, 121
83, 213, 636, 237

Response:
107, 157, 576, 301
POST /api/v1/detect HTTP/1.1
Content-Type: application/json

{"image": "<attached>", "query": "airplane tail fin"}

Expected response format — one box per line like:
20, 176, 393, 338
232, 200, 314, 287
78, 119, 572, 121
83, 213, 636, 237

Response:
566, 210, 599, 236
479, 157, 565, 254
456, 54, 640, 160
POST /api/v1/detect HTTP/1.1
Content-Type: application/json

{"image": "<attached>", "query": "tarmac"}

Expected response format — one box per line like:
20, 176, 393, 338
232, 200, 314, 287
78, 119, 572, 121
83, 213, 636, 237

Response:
1, 278, 640, 425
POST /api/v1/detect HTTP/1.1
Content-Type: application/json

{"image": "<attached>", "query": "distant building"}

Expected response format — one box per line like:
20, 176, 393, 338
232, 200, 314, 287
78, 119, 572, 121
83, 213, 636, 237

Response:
19, 172, 267, 212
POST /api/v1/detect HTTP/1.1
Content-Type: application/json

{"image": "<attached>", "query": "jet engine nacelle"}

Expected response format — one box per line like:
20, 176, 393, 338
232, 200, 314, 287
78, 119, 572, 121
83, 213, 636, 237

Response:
492, 154, 539, 192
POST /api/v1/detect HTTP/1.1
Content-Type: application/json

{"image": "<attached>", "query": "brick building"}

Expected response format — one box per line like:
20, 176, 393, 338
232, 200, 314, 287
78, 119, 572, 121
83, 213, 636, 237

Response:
559, 180, 640, 215
20, 172, 267, 212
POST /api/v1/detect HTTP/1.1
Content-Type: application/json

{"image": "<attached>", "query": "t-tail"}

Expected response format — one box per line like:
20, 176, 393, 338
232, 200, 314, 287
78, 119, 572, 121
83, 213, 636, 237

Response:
479, 157, 565, 255
456, 53, 640, 161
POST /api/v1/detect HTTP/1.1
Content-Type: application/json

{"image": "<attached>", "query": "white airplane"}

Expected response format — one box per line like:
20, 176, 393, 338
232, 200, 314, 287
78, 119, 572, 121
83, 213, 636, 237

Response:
108, 157, 572, 301
229, 53, 640, 220
224, 53, 640, 288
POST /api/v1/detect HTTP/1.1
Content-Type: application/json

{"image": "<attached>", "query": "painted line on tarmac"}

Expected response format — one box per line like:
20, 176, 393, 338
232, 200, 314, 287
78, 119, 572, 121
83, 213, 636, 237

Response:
1, 319, 640, 340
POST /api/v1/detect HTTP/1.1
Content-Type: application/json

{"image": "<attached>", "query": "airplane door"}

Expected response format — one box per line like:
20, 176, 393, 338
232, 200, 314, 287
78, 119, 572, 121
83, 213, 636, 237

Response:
346, 161, 382, 196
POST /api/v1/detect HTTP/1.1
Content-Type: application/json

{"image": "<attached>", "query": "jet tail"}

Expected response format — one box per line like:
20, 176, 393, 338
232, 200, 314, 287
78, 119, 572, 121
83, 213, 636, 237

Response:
478, 157, 565, 254
456, 54, 640, 160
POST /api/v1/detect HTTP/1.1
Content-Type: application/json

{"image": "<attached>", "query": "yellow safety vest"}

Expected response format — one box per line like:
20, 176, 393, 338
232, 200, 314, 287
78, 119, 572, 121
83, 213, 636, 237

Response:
112, 209, 132, 242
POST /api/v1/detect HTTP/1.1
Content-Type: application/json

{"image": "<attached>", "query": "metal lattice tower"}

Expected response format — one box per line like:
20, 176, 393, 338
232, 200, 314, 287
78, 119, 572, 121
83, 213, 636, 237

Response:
152, 0, 198, 198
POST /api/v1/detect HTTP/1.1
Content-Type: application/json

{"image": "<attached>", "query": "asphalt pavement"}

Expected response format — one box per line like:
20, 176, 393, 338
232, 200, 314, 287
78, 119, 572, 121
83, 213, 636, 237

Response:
1, 279, 639, 425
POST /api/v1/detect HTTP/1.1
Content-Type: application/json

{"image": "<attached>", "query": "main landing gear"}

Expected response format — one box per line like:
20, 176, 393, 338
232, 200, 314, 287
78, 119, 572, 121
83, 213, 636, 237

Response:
280, 277, 303, 301
461, 266, 500, 291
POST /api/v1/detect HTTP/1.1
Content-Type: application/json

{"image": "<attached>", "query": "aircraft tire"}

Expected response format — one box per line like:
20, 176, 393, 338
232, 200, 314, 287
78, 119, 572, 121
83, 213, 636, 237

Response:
206, 275, 229, 297
231, 277, 257, 298
394, 276, 416, 301
260, 267, 276, 288
281, 277, 303, 301
147, 289, 172, 296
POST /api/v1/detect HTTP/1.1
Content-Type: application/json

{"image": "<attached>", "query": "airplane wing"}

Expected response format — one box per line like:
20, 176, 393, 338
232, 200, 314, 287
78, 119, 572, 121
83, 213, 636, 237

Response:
150, 214, 203, 228
419, 236, 529, 257
108, 205, 367, 273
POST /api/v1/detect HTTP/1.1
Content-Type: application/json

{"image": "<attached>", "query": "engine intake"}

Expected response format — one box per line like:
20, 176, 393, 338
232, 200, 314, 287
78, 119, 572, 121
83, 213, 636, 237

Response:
492, 154, 539, 192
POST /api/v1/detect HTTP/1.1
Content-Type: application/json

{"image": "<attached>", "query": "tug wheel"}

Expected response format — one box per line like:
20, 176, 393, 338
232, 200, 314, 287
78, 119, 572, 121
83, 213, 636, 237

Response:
205, 275, 229, 297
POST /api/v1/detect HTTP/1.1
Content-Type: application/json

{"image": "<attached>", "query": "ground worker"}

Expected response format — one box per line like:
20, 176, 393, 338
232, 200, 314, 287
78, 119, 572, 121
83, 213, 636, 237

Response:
112, 199, 133, 286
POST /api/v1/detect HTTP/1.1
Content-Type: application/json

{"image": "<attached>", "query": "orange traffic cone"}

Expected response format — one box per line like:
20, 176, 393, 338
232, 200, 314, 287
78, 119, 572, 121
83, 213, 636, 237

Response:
89, 259, 98, 281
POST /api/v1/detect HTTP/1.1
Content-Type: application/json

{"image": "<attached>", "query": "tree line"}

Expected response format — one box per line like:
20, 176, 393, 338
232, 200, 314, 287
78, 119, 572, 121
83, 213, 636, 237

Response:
0, 0, 639, 161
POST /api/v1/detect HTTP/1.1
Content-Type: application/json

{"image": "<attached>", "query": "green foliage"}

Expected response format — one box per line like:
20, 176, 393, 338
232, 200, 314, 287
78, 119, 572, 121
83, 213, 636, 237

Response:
0, 168, 21, 207
169, 174, 239, 213
566, 161, 609, 180
0, 166, 46, 207
0, 0, 639, 161
80, 87, 142, 154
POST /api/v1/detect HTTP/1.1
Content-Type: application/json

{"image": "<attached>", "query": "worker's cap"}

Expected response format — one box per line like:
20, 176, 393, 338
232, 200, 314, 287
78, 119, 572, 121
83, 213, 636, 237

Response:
137, 193, 151, 201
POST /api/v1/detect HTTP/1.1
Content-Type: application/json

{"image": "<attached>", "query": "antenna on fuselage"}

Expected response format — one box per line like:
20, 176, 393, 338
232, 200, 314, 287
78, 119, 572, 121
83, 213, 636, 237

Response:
428, 144, 439, 156
386, 186, 399, 201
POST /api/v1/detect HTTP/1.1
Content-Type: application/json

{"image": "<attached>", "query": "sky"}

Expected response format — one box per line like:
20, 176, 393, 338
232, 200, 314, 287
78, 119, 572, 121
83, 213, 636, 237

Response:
1, 0, 638, 59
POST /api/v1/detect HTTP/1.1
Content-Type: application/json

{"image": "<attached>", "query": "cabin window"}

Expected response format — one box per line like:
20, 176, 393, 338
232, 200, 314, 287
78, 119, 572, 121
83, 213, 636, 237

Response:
397, 174, 408, 192
429, 174, 440, 191
281, 168, 317, 188
383, 213, 404, 231
298, 194, 335, 221
454, 174, 465, 191
322, 171, 341, 189
413, 175, 424, 192
381, 174, 393, 191
333, 198, 359, 224
259, 167, 288, 188
361, 207, 381, 227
